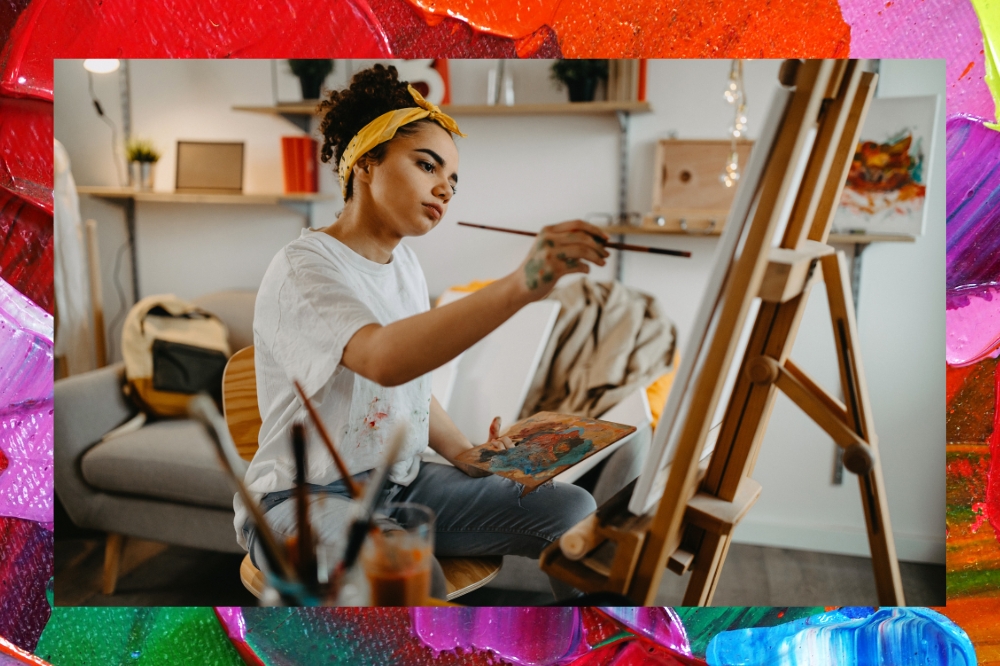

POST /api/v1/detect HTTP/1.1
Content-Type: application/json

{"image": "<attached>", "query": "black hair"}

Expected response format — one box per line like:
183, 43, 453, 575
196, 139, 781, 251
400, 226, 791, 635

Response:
317, 64, 439, 200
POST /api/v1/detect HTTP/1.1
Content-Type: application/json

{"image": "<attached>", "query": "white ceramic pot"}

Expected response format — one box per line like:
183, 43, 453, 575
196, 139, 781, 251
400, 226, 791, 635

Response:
130, 161, 156, 191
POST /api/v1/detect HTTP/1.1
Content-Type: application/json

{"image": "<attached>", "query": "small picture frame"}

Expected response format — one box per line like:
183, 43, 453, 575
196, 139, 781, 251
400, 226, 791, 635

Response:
175, 141, 244, 194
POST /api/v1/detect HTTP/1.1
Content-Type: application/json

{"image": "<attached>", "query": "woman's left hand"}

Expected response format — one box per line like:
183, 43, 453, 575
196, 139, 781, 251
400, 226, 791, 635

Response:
484, 416, 515, 450
453, 416, 516, 478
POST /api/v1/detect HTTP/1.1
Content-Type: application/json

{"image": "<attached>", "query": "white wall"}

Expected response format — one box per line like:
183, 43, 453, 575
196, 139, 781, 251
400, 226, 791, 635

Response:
54, 59, 944, 563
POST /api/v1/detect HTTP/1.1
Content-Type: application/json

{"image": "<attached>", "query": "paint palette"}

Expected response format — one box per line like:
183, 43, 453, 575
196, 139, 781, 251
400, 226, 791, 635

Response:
454, 412, 636, 495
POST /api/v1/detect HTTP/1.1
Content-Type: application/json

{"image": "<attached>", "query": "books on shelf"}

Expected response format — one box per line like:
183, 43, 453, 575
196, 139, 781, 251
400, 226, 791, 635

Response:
281, 136, 318, 193
606, 60, 647, 103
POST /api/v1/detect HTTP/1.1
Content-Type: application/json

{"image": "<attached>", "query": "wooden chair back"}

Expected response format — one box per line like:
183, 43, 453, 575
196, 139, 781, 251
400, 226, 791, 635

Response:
222, 346, 260, 461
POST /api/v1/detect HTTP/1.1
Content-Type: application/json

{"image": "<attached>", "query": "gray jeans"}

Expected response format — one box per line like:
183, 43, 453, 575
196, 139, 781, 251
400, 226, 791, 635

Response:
244, 461, 597, 601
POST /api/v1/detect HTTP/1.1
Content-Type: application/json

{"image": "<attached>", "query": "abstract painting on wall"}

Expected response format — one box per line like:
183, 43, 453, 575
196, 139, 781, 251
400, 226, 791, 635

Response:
832, 95, 939, 237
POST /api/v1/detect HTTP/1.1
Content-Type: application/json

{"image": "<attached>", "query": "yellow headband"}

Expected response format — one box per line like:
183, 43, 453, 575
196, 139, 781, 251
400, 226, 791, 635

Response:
338, 85, 466, 197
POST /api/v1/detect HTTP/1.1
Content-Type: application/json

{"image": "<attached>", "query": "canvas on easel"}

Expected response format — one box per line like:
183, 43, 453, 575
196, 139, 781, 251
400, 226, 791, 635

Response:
629, 81, 798, 518
541, 60, 905, 607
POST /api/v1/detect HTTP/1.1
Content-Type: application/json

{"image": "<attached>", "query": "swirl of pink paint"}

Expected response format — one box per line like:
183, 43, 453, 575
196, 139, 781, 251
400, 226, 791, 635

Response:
946, 115, 1000, 546
0, 276, 53, 527
410, 606, 695, 664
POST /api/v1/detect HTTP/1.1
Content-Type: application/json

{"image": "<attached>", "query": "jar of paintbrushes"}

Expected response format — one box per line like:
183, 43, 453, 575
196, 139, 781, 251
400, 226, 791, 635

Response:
361, 503, 435, 606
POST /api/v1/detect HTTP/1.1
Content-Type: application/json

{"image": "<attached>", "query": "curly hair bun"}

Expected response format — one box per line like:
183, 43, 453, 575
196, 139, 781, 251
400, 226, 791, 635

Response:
320, 65, 438, 198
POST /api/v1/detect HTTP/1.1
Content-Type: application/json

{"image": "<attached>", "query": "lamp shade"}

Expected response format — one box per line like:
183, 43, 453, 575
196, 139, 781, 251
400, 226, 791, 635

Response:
83, 59, 120, 74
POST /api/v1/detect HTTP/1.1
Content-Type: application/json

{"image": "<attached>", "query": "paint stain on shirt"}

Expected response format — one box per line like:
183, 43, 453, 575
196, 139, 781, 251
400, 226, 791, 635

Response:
364, 396, 390, 430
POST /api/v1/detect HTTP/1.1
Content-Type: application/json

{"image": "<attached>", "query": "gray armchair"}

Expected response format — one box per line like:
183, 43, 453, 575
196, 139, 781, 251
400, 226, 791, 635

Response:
54, 290, 256, 594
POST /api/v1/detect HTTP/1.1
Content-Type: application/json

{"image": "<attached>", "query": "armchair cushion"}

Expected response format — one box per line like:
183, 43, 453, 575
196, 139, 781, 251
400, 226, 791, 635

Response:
80, 419, 247, 510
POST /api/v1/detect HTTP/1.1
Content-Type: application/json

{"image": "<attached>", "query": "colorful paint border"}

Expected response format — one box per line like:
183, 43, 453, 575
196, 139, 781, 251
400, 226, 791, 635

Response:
0, 0, 995, 663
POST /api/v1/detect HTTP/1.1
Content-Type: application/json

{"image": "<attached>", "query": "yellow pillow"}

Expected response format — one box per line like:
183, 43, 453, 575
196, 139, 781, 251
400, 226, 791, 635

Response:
645, 352, 680, 430
434, 279, 496, 306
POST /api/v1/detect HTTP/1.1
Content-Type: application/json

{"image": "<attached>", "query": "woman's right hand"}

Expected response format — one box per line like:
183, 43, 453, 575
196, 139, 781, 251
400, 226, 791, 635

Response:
512, 220, 611, 301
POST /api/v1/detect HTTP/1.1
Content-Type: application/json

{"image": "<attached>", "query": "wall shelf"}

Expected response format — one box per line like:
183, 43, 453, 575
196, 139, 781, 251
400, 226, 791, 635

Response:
76, 186, 333, 206
233, 100, 653, 121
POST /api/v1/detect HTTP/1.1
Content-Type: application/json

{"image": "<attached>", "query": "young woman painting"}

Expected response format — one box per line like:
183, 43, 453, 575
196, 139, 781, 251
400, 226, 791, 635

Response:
236, 64, 610, 601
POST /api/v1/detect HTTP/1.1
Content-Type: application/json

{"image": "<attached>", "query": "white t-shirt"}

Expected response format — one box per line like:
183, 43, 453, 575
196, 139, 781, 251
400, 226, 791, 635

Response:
233, 229, 432, 548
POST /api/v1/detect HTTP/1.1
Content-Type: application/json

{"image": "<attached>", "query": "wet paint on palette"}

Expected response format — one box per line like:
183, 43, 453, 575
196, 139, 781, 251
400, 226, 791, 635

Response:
476, 426, 593, 475
454, 412, 634, 494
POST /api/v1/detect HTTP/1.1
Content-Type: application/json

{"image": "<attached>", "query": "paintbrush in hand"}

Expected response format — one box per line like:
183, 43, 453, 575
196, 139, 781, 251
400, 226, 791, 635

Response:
291, 421, 318, 590
293, 380, 363, 500
188, 395, 296, 584
457, 221, 692, 258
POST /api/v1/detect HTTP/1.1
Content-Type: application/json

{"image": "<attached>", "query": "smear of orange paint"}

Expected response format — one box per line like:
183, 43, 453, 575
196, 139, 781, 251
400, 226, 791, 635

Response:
947, 363, 978, 404
960, 60, 976, 80
400, 0, 850, 56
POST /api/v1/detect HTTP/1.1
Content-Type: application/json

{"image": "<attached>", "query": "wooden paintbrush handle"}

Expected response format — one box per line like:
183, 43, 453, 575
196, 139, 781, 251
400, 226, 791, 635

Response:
458, 221, 691, 258
559, 513, 602, 560
294, 380, 364, 500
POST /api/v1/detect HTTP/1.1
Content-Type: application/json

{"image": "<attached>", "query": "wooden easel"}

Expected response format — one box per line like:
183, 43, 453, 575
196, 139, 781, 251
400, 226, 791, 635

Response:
540, 60, 905, 606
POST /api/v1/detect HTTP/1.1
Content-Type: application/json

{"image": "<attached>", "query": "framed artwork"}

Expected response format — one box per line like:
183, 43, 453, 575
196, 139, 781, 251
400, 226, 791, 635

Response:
832, 95, 939, 237
174, 141, 245, 194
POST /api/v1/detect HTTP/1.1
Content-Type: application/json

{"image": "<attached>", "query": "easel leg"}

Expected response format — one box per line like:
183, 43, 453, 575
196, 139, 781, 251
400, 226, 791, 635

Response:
822, 252, 905, 605
682, 530, 733, 606
860, 458, 905, 604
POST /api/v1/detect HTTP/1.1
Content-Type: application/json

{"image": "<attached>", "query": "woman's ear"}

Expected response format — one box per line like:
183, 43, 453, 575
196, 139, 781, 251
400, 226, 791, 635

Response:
352, 156, 374, 187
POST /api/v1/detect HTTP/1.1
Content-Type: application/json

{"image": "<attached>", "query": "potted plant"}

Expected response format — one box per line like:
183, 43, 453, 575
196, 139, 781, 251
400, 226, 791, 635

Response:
288, 59, 335, 100
125, 138, 160, 191
550, 59, 609, 103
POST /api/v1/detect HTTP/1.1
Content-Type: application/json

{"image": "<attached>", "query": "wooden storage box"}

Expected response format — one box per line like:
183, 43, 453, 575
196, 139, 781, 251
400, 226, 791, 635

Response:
642, 139, 753, 235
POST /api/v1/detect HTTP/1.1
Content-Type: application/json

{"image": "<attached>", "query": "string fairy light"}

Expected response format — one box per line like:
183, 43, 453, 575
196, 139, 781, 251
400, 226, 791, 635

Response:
720, 59, 747, 188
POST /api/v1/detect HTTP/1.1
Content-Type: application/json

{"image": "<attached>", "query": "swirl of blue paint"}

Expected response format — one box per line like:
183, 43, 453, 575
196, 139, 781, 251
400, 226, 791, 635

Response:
704, 607, 977, 666
484, 426, 594, 476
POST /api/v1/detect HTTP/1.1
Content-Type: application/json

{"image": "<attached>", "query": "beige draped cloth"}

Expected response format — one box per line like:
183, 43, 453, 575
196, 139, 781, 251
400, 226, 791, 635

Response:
519, 279, 676, 420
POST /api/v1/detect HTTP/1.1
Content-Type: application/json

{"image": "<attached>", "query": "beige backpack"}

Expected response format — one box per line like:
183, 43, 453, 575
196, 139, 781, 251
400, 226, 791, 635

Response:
122, 295, 232, 417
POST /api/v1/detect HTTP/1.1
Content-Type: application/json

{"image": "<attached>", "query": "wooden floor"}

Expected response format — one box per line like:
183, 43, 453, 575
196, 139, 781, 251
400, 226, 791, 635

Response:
54, 535, 944, 607
55, 537, 258, 607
